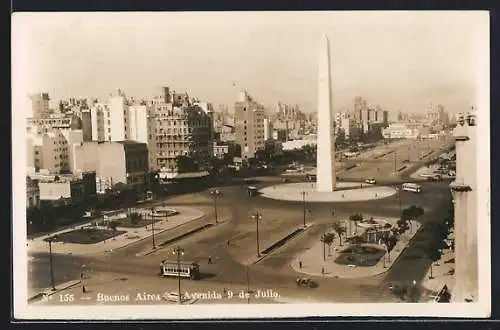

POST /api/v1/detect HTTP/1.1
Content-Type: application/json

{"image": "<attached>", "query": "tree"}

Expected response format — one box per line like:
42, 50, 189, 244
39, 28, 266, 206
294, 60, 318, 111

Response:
332, 222, 346, 246
320, 233, 335, 260
349, 213, 363, 234
426, 248, 442, 279
130, 212, 142, 225
107, 220, 119, 231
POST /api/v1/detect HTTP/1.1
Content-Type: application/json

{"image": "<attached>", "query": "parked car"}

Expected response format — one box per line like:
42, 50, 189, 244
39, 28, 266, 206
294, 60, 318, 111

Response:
296, 277, 318, 288
162, 291, 188, 303
365, 178, 376, 184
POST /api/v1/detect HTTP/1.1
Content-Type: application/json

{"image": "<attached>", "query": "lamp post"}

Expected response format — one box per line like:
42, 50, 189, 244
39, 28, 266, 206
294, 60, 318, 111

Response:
172, 246, 185, 304
252, 211, 262, 257
301, 191, 307, 228
210, 189, 221, 224
394, 150, 397, 172
151, 207, 156, 249
48, 237, 56, 291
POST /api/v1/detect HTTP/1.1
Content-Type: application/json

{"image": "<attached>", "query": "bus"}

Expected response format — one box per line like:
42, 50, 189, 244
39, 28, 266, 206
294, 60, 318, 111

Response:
401, 183, 422, 193
160, 261, 200, 280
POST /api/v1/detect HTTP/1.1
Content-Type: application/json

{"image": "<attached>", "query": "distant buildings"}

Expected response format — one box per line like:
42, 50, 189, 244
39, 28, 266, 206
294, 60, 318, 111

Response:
426, 103, 450, 128
26, 130, 70, 174
234, 90, 265, 159
36, 171, 97, 204
26, 177, 40, 208
382, 123, 421, 139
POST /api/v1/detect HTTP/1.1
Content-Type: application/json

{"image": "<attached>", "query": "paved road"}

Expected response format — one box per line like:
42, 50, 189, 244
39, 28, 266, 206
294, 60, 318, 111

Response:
28, 138, 453, 303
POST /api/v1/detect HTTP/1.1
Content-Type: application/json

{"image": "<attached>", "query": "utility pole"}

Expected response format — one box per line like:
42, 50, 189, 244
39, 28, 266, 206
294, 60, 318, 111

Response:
151, 207, 156, 249
172, 246, 184, 304
210, 189, 221, 224
252, 211, 262, 257
301, 191, 307, 228
48, 237, 56, 291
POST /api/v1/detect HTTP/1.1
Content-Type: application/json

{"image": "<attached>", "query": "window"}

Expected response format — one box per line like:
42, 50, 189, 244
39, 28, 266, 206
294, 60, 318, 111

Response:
108, 128, 111, 133
108, 120, 111, 125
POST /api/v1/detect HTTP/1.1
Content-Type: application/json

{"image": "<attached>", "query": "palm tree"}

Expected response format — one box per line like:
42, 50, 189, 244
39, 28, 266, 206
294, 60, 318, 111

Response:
332, 222, 346, 246
349, 213, 363, 234
320, 233, 335, 260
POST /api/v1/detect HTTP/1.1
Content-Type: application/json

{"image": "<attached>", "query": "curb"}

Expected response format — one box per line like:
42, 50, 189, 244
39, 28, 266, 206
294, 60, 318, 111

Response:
29, 280, 82, 302
107, 211, 207, 254
251, 224, 315, 265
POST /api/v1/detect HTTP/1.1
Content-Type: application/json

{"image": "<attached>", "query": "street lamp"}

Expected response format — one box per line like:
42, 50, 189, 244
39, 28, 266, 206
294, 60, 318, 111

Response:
47, 236, 56, 291
301, 191, 308, 228
252, 211, 262, 257
150, 207, 156, 249
172, 246, 185, 304
210, 189, 222, 224
394, 150, 397, 172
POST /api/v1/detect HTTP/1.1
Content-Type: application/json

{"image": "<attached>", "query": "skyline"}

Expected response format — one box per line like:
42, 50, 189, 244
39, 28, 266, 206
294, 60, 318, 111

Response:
12, 11, 488, 117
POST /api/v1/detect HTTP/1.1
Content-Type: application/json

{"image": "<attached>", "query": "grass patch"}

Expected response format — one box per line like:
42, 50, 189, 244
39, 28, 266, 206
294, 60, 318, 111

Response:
45, 227, 126, 244
334, 244, 385, 267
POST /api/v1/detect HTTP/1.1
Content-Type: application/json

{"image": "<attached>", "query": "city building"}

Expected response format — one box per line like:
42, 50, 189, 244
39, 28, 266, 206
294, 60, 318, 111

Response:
27, 130, 70, 174
73, 140, 149, 194
37, 171, 97, 204
31, 93, 51, 118
90, 102, 106, 142
382, 123, 421, 139
449, 108, 478, 302
81, 109, 93, 141
263, 118, 273, 141
219, 124, 235, 142
26, 115, 75, 135
148, 86, 213, 173
282, 139, 317, 151
213, 141, 230, 158
128, 104, 149, 144
26, 177, 40, 208
234, 90, 265, 159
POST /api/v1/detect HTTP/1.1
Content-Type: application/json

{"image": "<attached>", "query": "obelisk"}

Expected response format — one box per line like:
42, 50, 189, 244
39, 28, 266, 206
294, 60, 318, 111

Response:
316, 34, 336, 192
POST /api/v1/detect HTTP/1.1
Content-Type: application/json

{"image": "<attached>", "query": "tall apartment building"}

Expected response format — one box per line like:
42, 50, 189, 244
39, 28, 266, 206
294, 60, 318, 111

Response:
148, 87, 213, 172
88, 91, 148, 144
27, 129, 70, 174
263, 118, 273, 141
81, 109, 93, 141
31, 93, 51, 118
234, 90, 265, 159
449, 108, 478, 302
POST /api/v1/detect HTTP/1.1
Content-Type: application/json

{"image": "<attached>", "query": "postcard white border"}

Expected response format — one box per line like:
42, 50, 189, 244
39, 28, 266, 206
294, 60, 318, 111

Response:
12, 10, 491, 319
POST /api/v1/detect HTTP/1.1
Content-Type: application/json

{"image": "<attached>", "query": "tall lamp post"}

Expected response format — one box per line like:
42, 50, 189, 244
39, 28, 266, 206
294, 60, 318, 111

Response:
150, 207, 156, 249
48, 237, 56, 291
210, 189, 221, 224
394, 150, 398, 172
172, 246, 185, 304
252, 211, 262, 257
301, 191, 307, 228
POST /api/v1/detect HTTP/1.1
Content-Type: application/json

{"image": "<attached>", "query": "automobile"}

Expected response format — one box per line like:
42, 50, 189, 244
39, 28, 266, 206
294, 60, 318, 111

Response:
365, 178, 376, 184
296, 277, 318, 288
162, 291, 188, 303
427, 174, 442, 181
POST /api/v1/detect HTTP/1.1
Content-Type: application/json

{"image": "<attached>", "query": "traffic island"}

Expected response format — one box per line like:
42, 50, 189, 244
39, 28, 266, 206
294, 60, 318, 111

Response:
259, 182, 397, 203
290, 220, 422, 279
43, 228, 127, 244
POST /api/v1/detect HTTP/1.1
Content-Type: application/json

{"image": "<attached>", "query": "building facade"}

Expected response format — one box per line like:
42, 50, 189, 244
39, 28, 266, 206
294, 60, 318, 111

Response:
26, 177, 40, 208
27, 130, 70, 174
31, 93, 51, 118
148, 86, 213, 173
449, 108, 478, 302
234, 90, 265, 159
37, 171, 97, 204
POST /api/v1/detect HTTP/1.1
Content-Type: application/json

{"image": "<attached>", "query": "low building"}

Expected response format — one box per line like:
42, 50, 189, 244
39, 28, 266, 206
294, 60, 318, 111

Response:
37, 171, 96, 204
219, 124, 235, 142
73, 140, 149, 193
213, 142, 230, 158
282, 139, 316, 151
382, 123, 421, 139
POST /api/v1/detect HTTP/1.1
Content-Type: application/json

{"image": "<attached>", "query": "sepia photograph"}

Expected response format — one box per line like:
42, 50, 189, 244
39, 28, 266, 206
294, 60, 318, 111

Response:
12, 11, 490, 319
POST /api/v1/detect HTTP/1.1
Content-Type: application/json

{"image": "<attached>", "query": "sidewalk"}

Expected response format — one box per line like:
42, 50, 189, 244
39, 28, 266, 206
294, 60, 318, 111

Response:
421, 249, 455, 294
290, 219, 422, 279
27, 206, 204, 256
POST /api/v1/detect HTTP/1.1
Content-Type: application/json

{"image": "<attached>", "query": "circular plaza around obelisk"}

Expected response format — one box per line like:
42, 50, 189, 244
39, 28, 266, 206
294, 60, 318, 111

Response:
259, 182, 397, 202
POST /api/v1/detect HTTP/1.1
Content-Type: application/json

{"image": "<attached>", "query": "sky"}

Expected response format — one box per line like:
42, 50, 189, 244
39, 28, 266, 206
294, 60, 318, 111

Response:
12, 11, 488, 117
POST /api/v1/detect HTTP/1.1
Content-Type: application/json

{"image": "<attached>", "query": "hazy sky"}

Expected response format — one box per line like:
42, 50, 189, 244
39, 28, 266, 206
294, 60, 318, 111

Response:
12, 11, 488, 116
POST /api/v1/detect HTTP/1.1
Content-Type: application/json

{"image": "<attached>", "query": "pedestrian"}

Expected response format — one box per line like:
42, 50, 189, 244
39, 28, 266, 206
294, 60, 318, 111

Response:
299, 260, 302, 269
227, 240, 230, 247
223, 288, 227, 297
321, 267, 325, 275
208, 256, 212, 264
